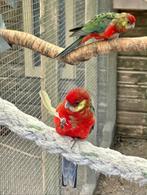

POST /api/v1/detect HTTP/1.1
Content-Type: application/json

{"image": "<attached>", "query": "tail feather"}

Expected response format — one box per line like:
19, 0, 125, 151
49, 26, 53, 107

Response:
0, 14, 11, 53
69, 26, 86, 37
56, 38, 82, 58
39, 90, 59, 118
62, 157, 78, 188
69, 26, 83, 32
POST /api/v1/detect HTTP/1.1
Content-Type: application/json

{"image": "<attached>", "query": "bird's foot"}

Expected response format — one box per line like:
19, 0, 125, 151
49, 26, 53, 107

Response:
71, 138, 79, 149
60, 117, 67, 128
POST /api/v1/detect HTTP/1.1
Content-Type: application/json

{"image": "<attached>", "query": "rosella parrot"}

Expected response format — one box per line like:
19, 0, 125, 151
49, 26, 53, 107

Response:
40, 88, 95, 188
54, 88, 95, 187
57, 12, 136, 57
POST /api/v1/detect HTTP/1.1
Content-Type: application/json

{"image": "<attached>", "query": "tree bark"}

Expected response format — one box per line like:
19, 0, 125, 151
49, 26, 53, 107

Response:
0, 29, 147, 65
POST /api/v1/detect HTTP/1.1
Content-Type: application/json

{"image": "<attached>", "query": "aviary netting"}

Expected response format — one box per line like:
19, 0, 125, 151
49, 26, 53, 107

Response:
0, 27, 147, 185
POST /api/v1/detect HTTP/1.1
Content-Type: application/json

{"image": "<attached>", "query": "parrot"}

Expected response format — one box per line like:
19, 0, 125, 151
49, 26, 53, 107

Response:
53, 88, 95, 187
57, 12, 136, 57
40, 88, 95, 188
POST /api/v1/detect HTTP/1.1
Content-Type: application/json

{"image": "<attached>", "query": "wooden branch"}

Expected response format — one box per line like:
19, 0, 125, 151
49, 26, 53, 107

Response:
0, 29, 62, 58
0, 97, 147, 185
0, 29, 147, 65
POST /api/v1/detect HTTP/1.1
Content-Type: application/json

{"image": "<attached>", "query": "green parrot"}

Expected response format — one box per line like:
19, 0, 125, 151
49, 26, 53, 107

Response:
57, 12, 136, 57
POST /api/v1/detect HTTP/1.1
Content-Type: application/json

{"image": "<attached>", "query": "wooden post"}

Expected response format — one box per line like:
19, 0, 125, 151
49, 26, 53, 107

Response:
40, 1, 60, 195
22, 0, 41, 77
80, 1, 98, 195
85, 0, 97, 145
60, 0, 76, 80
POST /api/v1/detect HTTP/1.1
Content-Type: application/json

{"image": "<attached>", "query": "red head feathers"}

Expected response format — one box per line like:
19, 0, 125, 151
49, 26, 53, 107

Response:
65, 87, 90, 106
127, 14, 136, 24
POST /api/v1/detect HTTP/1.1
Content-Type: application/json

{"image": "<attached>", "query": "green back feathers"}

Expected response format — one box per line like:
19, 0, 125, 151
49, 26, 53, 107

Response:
70, 12, 118, 37
83, 12, 118, 34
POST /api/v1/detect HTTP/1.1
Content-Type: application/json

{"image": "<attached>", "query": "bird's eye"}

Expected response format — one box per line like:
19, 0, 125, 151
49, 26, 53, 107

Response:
74, 101, 80, 106
128, 21, 130, 24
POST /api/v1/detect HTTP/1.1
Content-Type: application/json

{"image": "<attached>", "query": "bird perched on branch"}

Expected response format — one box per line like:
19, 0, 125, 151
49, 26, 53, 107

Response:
57, 12, 136, 57
54, 88, 95, 187
40, 88, 95, 188
54, 88, 95, 139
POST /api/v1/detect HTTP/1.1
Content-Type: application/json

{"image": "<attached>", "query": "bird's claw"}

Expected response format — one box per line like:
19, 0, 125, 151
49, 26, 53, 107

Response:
71, 138, 79, 149
60, 117, 67, 128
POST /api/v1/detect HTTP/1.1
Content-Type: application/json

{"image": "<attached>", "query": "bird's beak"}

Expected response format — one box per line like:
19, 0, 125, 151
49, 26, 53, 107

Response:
128, 23, 135, 29
65, 101, 70, 109
131, 23, 135, 28
65, 100, 75, 112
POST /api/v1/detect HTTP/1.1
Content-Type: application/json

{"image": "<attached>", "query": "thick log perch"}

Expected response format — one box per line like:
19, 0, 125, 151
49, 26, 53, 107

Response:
0, 97, 147, 185
0, 29, 147, 64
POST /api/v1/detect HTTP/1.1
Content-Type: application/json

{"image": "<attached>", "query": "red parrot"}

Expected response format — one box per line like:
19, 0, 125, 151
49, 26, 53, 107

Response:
54, 88, 95, 139
57, 12, 136, 57
53, 88, 95, 187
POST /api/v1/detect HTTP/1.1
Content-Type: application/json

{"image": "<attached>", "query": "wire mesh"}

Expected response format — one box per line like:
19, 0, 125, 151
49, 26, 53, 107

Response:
96, 0, 116, 146
0, 0, 116, 194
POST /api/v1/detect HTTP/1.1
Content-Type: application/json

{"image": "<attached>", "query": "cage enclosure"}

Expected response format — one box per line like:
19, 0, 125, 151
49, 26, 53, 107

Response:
0, 0, 116, 194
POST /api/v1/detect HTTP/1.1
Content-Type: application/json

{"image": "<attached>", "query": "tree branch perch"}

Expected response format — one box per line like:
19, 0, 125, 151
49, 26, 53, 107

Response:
0, 29, 147, 65
0, 97, 147, 185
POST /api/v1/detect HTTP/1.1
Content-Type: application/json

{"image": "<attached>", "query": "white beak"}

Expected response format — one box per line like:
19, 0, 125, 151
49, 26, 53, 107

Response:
131, 23, 135, 29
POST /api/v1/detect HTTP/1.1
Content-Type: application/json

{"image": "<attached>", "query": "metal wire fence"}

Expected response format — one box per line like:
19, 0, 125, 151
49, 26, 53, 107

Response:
0, 0, 116, 194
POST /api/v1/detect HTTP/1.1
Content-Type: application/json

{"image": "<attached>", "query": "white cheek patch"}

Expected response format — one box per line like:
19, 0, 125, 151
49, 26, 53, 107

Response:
127, 24, 135, 29
127, 25, 132, 29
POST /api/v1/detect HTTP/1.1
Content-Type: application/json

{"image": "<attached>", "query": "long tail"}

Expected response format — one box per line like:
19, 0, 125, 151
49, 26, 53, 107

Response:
56, 37, 82, 58
39, 90, 59, 118
0, 14, 11, 53
62, 157, 78, 188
